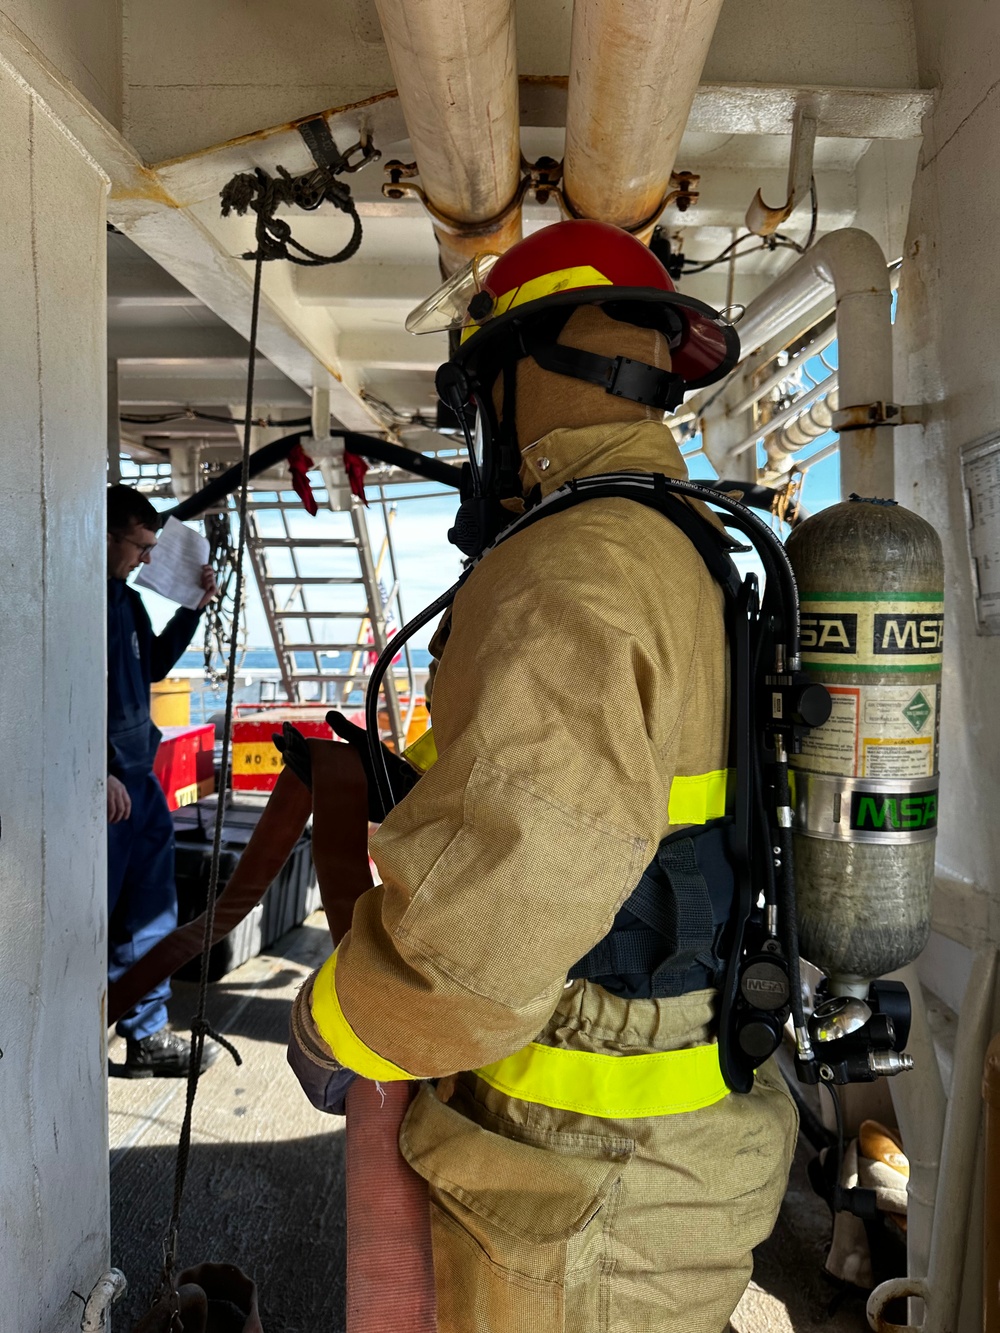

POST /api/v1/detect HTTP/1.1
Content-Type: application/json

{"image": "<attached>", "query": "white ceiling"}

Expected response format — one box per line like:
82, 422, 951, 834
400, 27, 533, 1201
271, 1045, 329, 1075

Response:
106, 2, 930, 459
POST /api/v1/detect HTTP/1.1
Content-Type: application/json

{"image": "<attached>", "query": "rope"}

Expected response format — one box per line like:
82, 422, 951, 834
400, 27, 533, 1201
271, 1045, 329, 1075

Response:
149, 130, 367, 1324
221, 165, 363, 267
153, 250, 263, 1316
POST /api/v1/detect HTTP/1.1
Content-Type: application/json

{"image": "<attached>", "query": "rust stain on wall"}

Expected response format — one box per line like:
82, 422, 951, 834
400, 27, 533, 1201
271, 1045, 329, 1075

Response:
151, 89, 405, 171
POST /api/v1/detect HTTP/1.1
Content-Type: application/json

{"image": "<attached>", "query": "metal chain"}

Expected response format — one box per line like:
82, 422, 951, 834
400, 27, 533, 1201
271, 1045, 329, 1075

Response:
202, 509, 246, 688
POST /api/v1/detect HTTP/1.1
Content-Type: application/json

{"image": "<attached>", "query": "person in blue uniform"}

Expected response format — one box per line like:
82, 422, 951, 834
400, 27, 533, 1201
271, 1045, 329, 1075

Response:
107, 485, 218, 1077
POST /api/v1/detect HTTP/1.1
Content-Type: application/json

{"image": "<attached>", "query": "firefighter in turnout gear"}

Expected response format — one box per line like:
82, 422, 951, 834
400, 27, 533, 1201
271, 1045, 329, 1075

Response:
288, 221, 798, 1332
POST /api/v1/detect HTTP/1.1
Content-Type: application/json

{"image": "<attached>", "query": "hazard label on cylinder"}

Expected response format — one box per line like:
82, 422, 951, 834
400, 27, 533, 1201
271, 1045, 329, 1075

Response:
795, 683, 939, 779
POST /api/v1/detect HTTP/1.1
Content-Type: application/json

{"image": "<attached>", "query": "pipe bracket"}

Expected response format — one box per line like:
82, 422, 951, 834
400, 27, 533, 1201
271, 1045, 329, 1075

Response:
386, 153, 700, 245
560, 170, 700, 234
382, 159, 530, 239
745, 106, 817, 237
832, 401, 926, 431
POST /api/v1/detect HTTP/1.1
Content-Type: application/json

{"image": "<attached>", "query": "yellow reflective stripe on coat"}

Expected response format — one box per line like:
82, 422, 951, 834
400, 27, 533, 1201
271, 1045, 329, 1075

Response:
667, 769, 729, 826
311, 949, 417, 1082
401, 732, 725, 831
475, 1040, 729, 1119
402, 726, 438, 774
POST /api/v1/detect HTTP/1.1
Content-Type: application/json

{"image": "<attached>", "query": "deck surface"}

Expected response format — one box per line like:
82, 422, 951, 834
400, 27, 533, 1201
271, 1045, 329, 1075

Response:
108, 913, 869, 1332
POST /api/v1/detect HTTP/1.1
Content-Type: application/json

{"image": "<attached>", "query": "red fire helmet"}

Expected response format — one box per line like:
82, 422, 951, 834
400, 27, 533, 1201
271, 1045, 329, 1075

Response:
453, 219, 739, 391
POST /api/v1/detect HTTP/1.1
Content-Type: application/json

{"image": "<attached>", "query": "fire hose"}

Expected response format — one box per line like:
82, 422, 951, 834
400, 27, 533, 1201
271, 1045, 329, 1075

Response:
110, 742, 437, 1331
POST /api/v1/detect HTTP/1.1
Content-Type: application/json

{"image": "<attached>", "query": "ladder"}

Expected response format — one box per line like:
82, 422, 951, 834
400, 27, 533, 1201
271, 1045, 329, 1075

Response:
244, 461, 413, 749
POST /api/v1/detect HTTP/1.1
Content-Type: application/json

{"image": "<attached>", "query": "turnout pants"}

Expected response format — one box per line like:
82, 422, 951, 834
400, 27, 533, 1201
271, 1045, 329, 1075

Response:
400, 982, 798, 1333
107, 770, 178, 1041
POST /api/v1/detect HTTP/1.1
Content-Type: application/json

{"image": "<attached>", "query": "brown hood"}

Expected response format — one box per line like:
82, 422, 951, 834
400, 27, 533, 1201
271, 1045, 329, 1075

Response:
491, 305, 674, 484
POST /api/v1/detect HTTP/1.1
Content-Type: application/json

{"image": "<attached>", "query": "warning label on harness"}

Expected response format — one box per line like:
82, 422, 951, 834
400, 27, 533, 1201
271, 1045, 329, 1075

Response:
794, 684, 939, 778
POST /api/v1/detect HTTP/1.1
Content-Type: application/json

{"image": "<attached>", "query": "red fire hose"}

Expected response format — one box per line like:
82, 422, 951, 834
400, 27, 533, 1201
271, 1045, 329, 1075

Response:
113, 742, 438, 1331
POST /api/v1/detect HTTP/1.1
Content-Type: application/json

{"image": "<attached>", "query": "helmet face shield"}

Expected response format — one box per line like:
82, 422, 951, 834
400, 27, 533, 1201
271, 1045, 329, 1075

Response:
405, 252, 500, 334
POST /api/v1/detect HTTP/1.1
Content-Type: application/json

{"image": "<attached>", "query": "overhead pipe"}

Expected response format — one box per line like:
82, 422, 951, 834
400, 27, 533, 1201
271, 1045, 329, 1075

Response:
729, 372, 837, 460
762, 382, 840, 482
728, 324, 838, 418
374, 0, 522, 273
732, 228, 895, 498
562, 0, 726, 237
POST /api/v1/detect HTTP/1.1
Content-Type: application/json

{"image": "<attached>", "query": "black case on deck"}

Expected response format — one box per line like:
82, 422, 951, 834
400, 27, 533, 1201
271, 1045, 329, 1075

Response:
172, 797, 319, 981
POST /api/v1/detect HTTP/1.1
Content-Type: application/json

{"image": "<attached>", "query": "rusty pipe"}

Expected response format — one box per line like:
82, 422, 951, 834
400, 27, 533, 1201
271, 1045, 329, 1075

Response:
563, 0, 726, 236
985, 1033, 1000, 1333
373, 0, 522, 272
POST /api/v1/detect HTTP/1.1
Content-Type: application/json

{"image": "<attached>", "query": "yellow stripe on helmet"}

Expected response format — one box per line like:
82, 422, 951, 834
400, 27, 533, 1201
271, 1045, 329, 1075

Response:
461, 264, 613, 343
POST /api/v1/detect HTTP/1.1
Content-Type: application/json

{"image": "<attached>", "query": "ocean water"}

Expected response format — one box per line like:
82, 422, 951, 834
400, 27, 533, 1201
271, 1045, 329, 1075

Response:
177, 647, 433, 726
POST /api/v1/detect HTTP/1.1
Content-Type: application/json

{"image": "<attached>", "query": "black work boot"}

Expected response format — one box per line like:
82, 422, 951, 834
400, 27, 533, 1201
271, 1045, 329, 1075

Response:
121, 1029, 221, 1079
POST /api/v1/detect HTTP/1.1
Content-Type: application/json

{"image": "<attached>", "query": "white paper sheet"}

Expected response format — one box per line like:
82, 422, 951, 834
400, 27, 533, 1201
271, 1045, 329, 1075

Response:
134, 516, 210, 610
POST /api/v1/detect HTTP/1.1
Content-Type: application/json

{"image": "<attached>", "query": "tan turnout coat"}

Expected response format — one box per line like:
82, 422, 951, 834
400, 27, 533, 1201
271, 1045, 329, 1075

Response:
326, 419, 797, 1332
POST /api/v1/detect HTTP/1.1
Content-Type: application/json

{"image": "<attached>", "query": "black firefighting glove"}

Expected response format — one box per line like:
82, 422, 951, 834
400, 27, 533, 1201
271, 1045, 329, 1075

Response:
272, 721, 313, 790
326, 710, 420, 822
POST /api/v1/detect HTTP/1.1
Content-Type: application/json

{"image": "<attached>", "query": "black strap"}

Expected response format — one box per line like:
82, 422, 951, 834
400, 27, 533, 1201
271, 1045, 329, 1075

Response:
569, 825, 736, 999
649, 838, 719, 983
520, 325, 686, 411
502, 478, 745, 607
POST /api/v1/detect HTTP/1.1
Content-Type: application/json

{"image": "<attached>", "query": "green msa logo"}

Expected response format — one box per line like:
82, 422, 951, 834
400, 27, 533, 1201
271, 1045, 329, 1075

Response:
850, 790, 938, 833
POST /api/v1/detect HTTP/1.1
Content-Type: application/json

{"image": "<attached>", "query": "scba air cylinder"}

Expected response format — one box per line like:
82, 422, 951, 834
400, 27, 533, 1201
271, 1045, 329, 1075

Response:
785, 496, 944, 994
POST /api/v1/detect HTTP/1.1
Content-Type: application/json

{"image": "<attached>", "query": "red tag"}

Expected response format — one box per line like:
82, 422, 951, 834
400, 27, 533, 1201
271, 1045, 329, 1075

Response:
287, 442, 318, 515
344, 450, 369, 506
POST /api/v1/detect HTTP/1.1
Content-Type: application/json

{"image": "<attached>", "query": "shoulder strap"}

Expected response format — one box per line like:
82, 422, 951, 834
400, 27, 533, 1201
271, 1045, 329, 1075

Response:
490, 472, 745, 604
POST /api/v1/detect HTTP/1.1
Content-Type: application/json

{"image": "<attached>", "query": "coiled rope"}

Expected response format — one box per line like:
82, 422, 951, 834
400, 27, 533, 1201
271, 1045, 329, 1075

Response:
221, 164, 363, 267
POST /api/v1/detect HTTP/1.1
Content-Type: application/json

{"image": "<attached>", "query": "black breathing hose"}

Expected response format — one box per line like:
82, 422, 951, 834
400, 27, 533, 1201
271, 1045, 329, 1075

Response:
772, 754, 810, 1056
168, 431, 308, 521
364, 578, 466, 813
167, 430, 463, 524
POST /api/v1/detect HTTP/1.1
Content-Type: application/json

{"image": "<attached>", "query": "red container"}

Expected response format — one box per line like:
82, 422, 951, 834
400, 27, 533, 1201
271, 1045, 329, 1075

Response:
154, 723, 215, 811
232, 707, 332, 791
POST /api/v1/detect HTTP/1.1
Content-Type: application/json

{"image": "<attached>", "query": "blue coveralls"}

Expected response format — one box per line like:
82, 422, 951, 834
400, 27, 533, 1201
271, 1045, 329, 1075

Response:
107, 580, 202, 1040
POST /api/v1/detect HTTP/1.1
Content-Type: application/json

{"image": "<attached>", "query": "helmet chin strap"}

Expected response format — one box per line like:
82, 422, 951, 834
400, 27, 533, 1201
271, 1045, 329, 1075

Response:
520, 325, 686, 413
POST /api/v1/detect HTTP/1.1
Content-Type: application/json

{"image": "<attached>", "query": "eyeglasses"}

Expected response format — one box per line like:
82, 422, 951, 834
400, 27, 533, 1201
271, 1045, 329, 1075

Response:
120, 534, 157, 556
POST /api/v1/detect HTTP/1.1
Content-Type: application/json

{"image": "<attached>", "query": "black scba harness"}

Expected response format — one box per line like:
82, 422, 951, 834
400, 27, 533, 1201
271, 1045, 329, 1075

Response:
368, 473, 831, 1094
